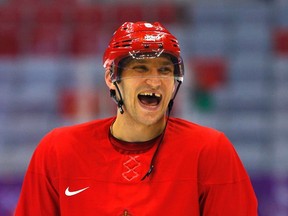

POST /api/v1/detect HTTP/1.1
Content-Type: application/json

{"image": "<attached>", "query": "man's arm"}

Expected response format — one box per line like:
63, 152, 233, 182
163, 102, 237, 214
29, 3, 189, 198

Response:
198, 133, 258, 215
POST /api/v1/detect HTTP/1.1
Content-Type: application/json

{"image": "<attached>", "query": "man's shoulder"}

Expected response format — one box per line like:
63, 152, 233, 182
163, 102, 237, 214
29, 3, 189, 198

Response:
52, 117, 115, 135
168, 117, 221, 135
37, 117, 114, 147
167, 117, 230, 152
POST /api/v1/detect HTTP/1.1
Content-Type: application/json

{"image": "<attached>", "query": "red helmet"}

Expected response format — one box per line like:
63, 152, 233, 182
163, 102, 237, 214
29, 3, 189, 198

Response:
103, 21, 184, 83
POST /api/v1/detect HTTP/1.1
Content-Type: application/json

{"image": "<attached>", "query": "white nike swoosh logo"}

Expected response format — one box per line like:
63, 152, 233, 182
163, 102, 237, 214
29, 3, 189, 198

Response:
65, 186, 89, 196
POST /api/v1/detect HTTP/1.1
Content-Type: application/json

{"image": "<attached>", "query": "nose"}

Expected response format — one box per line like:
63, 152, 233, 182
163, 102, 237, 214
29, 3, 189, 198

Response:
145, 68, 162, 87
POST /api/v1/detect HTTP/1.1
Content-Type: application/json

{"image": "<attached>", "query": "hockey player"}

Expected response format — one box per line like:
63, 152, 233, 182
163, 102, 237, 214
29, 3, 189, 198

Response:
15, 21, 258, 215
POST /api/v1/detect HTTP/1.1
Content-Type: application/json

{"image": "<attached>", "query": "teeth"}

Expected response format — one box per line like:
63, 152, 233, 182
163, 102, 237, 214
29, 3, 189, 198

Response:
139, 93, 161, 98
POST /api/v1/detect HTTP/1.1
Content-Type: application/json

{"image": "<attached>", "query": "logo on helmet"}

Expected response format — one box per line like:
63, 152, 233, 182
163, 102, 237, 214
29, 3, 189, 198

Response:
144, 23, 153, 28
144, 34, 162, 41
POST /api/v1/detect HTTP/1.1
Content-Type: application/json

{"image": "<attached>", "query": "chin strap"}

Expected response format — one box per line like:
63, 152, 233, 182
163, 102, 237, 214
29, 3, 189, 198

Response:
141, 80, 182, 181
110, 82, 124, 114
109, 79, 182, 181
168, 80, 182, 114
110, 77, 182, 116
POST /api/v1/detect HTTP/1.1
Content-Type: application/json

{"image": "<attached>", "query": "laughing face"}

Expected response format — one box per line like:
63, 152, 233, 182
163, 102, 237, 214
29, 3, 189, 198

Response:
107, 55, 176, 129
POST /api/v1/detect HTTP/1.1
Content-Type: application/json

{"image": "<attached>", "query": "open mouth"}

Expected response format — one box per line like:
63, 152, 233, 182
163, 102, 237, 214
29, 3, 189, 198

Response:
138, 92, 162, 106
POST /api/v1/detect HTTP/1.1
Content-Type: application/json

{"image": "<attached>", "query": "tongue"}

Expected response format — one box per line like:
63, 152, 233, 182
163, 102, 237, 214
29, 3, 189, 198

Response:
138, 95, 159, 106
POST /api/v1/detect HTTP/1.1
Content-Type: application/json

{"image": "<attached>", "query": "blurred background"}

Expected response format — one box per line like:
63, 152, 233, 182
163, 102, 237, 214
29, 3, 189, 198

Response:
0, 0, 288, 215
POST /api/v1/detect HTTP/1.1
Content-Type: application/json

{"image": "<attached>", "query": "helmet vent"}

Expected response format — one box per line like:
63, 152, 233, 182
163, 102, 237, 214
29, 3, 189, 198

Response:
144, 44, 150, 48
171, 39, 179, 47
113, 39, 132, 48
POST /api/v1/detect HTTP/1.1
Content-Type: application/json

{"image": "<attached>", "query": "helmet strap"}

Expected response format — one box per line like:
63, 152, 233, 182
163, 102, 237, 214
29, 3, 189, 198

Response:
110, 82, 124, 114
141, 79, 182, 181
168, 80, 182, 114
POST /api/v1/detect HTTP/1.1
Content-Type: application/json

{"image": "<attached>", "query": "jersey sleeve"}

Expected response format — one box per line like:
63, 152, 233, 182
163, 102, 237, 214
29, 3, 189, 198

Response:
14, 130, 60, 215
197, 132, 258, 215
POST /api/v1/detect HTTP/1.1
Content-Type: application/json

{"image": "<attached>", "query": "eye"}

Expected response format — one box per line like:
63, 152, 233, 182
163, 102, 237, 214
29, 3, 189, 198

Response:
158, 66, 173, 74
132, 65, 148, 73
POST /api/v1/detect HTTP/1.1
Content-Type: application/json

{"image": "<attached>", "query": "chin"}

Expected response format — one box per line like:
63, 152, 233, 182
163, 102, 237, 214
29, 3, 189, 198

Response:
138, 112, 166, 126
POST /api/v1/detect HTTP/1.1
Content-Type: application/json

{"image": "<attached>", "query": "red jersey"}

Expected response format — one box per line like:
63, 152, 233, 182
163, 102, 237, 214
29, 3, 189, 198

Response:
15, 117, 258, 215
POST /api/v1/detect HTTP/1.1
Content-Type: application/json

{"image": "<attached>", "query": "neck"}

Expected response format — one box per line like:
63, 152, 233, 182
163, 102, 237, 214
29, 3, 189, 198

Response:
111, 115, 167, 142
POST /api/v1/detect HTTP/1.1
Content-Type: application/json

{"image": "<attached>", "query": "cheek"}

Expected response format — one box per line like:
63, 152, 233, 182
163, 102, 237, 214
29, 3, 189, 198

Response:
168, 81, 176, 96
172, 82, 176, 93
119, 81, 137, 100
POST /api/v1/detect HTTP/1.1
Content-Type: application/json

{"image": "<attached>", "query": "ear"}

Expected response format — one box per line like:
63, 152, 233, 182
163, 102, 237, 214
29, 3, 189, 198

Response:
105, 69, 115, 90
